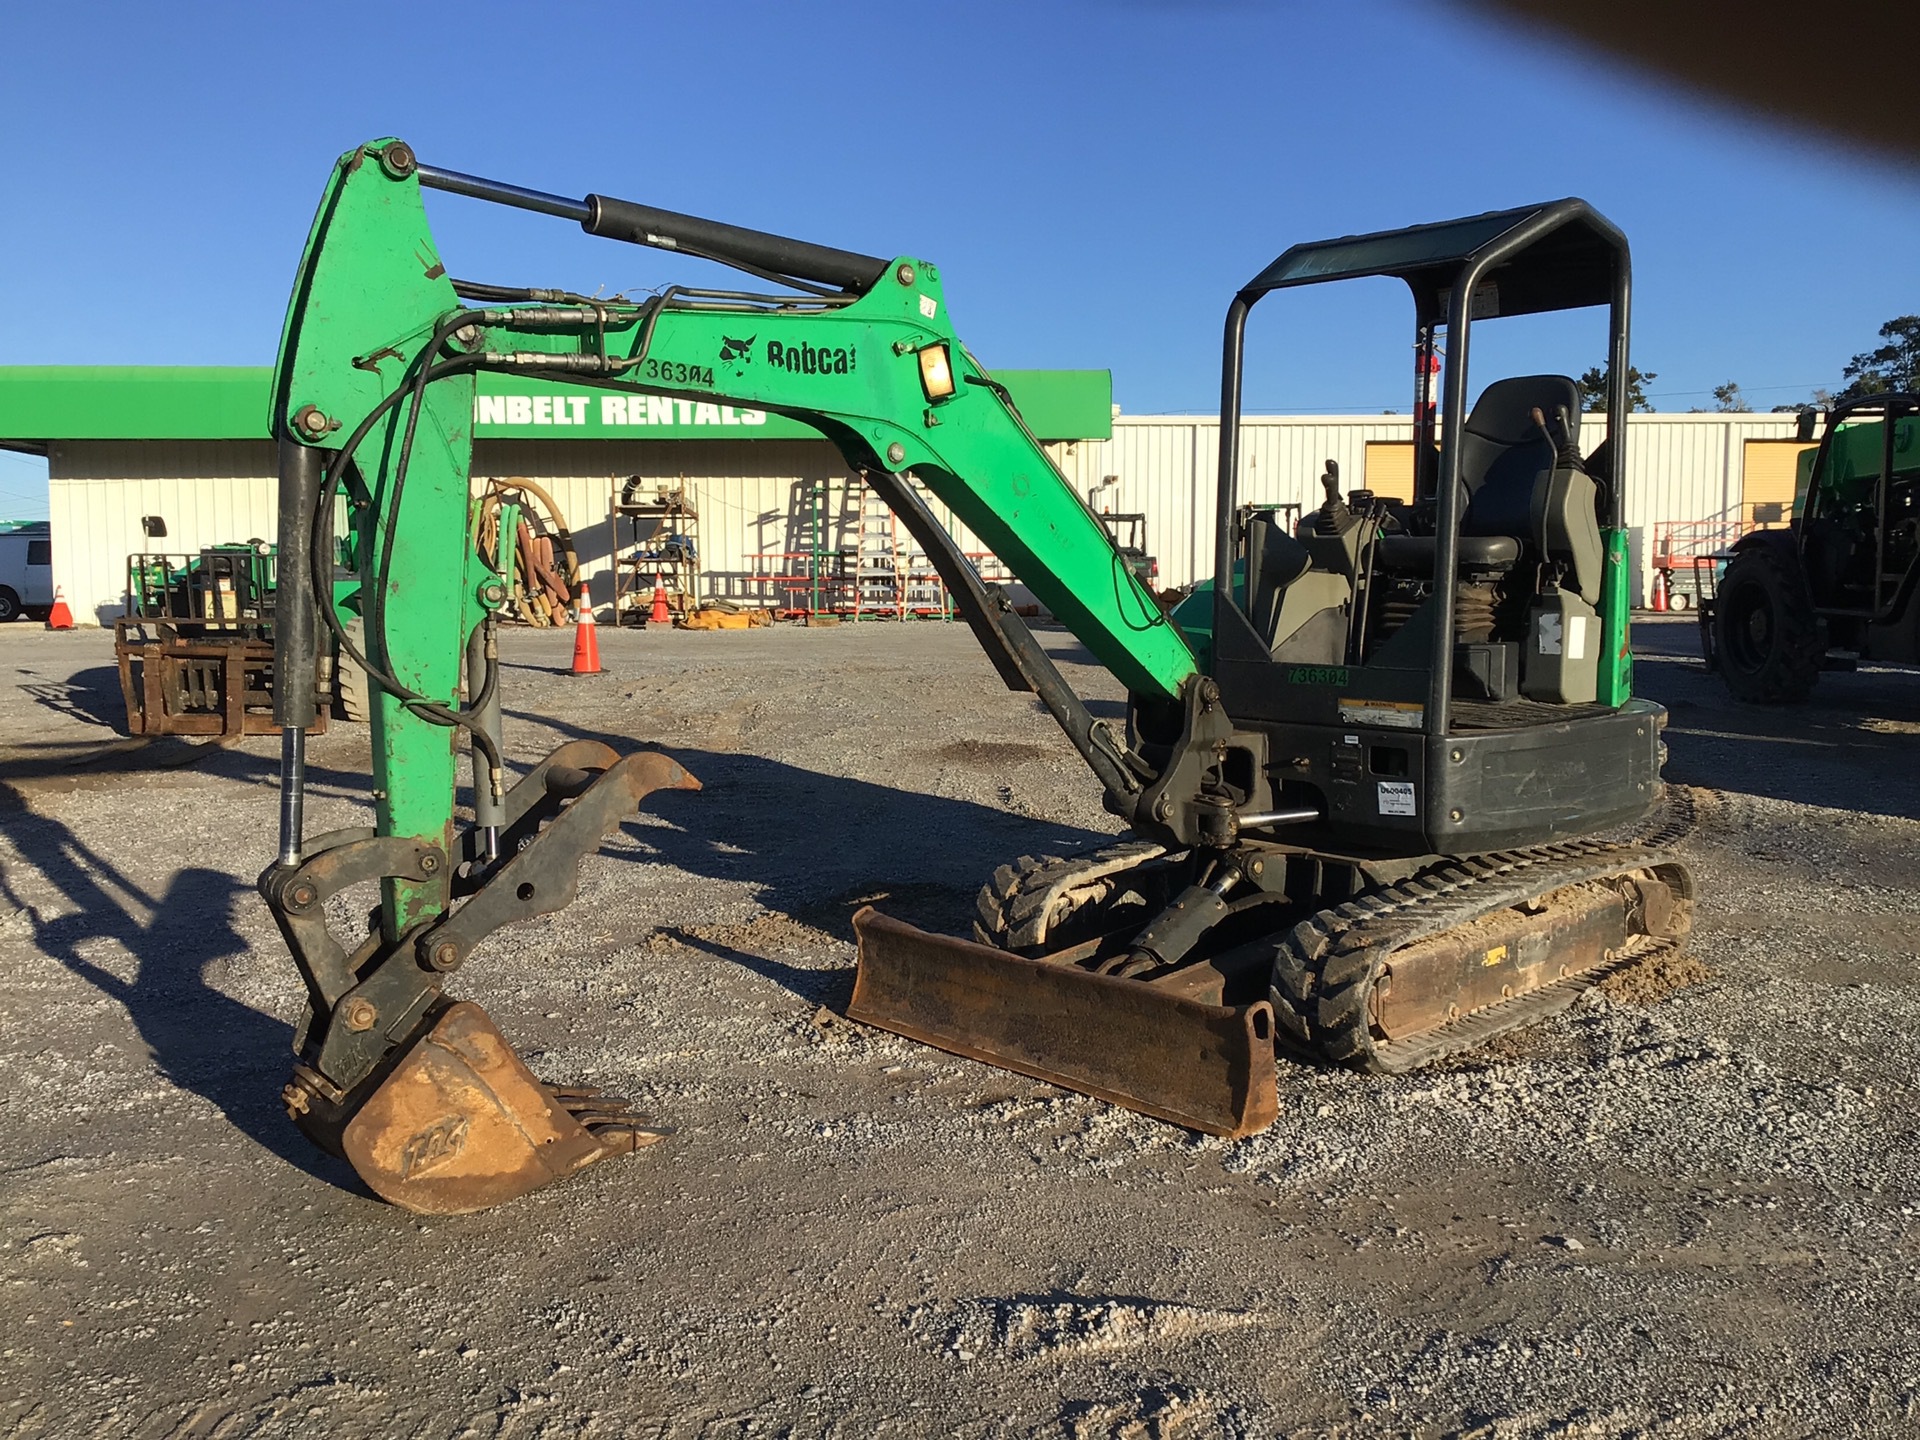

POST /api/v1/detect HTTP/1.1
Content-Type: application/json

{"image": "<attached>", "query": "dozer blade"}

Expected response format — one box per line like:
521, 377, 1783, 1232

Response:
339, 1001, 666, 1215
848, 907, 1278, 1138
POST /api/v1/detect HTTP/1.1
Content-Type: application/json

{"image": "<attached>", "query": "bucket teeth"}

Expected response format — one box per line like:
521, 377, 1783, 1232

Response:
549, 1085, 674, 1140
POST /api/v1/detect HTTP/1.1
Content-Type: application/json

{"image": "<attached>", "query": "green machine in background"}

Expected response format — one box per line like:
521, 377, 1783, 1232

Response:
1707, 394, 1920, 701
260, 139, 1690, 1214
114, 532, 372, 737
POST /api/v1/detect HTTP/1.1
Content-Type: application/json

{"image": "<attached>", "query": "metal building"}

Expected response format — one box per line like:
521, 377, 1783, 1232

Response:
1051, 410, 1808, 603
0, 366, 1805, 622
0, 366, 1110, 625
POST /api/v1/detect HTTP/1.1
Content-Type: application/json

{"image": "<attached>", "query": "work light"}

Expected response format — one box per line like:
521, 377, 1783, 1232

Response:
917, 344, 955, 401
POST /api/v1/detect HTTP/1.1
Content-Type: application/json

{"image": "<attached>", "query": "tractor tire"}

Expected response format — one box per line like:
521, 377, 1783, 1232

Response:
1712, 545, 1821, 703
334, 618, 371, 723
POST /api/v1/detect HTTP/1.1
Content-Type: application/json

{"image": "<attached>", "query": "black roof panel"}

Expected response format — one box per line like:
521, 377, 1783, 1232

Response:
1244, 200, 1625, 319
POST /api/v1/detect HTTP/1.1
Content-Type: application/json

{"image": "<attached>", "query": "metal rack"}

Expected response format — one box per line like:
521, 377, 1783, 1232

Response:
126, 544, 276, 629
610, 478, 700, 626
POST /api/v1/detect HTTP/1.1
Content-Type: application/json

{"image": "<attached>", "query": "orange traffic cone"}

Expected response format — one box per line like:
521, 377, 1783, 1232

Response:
1649, 570, 1669, 613
45, 587, 73, 630
571, 578, 601, 676
649, 573, 671, 626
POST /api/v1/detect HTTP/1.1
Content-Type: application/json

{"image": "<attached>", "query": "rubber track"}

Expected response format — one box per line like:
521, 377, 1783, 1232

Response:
970, 789, 1697, 1070
1271, 787, 1697, 1073
973, 841, 1169, 952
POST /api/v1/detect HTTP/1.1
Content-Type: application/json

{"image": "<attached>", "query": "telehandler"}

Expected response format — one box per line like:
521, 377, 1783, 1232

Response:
1707, 394, 1920, 701
261, 139, 1692, 1213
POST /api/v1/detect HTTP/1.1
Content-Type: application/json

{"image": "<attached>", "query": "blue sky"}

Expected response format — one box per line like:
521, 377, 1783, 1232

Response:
2, 0, 1916, 518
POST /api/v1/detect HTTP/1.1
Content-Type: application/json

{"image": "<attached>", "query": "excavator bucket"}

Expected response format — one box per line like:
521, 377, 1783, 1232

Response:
270, 745, 699, 1215
336, 1002, 667, 1216
847, 908, 1279, 1138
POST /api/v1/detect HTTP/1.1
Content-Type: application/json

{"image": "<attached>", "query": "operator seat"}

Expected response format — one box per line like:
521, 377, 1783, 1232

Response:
1375, 374, 1605, 602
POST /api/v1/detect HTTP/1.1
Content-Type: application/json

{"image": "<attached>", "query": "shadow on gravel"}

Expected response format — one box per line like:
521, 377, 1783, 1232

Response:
504, 709, 1113, 975
0, 699, 372, 803
0, 736, 233, 796
0, 734, 374, 812
654, 878, 984, 1008
666, 928, 856, 1011
0, 785, 355, 1189
17, 662, 127, 731
1632, 619, 1920, 820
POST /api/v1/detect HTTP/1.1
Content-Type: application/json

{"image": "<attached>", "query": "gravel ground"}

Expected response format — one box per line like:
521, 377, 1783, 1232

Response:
1, 614, 1918, 1438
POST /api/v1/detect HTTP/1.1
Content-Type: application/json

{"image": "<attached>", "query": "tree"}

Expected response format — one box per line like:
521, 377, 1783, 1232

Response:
1712, 381, 1751, 412
1576, 365, 1657, 413
1839, 315, 1920, 400
1771, 388, 1833, 415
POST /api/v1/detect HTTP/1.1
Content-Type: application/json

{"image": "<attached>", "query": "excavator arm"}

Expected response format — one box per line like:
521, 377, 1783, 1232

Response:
259, 139, 1259, 1213
272, 138, 1198, 819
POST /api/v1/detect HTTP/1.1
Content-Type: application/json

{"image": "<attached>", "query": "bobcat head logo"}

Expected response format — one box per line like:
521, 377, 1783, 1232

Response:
719, 335, 756, 363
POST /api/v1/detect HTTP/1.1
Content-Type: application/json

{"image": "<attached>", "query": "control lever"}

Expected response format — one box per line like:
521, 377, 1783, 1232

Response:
1313, 459, 1354, 535
1531, 405, 1585, 472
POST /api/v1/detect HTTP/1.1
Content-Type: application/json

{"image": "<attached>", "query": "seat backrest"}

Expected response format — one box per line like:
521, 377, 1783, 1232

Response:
1456, 375, 1605, 602
1459, 373, 1578, 481
1458, 375, 1580, 538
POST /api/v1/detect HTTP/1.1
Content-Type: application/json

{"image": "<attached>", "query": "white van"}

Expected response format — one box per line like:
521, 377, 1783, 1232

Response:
0, 523, 53, 621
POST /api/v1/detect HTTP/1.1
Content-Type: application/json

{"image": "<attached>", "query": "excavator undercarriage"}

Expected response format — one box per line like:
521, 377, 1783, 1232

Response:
263, 140, 1694, 1212
855, 789, 1693, 1136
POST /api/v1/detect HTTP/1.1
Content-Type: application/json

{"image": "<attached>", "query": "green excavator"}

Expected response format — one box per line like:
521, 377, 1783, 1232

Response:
261, 139, 1693, 1213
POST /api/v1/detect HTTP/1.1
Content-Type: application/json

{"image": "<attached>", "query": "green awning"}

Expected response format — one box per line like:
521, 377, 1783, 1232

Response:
0, 365, 1112, 447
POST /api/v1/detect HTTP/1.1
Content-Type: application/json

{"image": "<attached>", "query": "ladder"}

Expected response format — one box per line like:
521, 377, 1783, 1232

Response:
852, 481, 902, 619
749, 473, 956, 620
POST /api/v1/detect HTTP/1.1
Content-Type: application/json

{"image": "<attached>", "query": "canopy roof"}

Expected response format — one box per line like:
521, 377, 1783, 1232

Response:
1243, 199, 1626, 319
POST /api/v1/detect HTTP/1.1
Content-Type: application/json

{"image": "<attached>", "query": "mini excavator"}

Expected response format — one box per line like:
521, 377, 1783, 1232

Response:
261, 139, 1693, 1213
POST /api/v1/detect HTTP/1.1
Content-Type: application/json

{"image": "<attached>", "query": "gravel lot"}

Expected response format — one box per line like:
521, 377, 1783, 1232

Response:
1, 613, 1917, 1438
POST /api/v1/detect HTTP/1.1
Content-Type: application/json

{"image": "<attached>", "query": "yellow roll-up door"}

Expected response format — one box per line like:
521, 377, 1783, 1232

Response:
1742, 440, 1815, 526
1363, 442, 1415, 502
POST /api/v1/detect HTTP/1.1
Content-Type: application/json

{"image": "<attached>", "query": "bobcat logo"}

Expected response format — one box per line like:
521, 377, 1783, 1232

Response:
719, 335, 756, 363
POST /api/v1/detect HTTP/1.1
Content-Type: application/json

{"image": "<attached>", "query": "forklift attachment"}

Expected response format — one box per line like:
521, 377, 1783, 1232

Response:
339, 1002, 666, 1215
116, 618, 323, 738
848, 908, 1279, 1138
